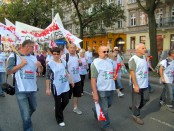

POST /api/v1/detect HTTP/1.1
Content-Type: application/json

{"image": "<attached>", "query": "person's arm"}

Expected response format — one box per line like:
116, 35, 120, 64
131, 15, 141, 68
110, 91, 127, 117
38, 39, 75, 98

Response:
90, 63, 99, 103
36, 61, 43, 73
130, 70, 139, 93
129, 58, 139, 93
91, 77, 98, 102
46, 65, 52, 96
46, 79, 51, 96
159, 65, 165, 83
7, 57, 27, 75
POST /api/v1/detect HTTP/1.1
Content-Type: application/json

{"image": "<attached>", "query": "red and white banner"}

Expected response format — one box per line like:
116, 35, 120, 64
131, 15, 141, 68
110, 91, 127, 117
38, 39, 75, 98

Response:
0, 22, 21, 44
95, 102, 106, 121
5, 18, 21, 44
50, 13, 82, 49
15, 21, 64, 43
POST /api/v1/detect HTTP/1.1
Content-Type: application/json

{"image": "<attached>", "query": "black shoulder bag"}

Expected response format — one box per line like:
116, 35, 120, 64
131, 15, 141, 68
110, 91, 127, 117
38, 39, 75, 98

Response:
2, 53, 17, 95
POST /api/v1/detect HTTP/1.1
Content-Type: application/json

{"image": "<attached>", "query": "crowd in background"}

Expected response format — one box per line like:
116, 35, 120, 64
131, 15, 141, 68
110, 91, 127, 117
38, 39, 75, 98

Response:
0, 41, 174, 131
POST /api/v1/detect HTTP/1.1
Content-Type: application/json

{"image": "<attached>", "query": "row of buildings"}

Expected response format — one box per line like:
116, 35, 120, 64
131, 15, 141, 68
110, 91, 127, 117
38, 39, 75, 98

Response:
62, 0, 174, 56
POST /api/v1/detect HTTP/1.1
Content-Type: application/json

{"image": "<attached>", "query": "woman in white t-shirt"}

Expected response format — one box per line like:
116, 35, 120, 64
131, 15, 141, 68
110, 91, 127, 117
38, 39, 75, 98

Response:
79, 49, 88, 95
46, 47, 73, 127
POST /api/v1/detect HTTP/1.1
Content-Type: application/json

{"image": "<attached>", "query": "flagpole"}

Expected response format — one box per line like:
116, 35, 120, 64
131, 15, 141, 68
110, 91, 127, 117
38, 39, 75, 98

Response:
5, 39, 22, 60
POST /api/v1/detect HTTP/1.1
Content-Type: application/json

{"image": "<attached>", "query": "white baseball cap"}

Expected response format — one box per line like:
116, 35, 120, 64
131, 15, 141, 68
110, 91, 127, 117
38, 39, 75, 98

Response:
114, 47, 119, 51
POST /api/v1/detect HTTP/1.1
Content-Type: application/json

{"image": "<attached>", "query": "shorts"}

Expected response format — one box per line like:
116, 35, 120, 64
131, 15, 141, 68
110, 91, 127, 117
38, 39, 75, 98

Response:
69, 81, 82, 98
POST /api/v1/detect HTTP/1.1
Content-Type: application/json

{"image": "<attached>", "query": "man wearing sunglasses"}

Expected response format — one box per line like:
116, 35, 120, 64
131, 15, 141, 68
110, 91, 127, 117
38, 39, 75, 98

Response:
91, 46, 115, 131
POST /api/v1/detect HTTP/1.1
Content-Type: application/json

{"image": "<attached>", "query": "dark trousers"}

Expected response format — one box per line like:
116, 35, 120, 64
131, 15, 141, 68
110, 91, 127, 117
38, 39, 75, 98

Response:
42, 64, 46, 75
132, 87, 149, 116
80, 75, 86, 93
52, 91, 69, 123
88, 63, 91, 79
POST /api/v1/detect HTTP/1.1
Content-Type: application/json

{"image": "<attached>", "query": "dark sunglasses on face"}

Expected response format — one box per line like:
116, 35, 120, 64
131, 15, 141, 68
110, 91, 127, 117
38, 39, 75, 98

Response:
103, 50, 109, 53
53, 52, 60, 55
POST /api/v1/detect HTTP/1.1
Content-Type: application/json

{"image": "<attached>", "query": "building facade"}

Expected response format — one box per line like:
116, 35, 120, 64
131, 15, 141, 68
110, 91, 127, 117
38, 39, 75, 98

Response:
62, 0, 174, 53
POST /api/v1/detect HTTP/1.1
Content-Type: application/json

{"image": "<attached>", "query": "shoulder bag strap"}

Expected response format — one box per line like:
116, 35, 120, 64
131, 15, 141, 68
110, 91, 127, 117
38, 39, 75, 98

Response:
12, 53, 17, 86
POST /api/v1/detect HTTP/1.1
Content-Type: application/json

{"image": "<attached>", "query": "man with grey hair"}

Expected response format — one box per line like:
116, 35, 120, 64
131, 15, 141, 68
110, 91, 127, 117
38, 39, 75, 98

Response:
128, 43, 149, 125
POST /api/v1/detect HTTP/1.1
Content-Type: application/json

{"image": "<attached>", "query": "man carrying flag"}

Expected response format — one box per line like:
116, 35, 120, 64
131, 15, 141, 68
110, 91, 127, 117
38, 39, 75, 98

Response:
91, 46, 115, 131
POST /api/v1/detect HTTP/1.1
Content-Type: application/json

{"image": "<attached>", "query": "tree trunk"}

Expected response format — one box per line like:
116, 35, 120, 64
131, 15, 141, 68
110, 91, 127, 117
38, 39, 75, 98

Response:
148, 12, 158, 68
79, 25, 83, 48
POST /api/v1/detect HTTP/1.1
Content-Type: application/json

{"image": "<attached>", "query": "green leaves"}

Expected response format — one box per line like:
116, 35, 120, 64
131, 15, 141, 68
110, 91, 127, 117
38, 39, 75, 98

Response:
0, 0, 61, 28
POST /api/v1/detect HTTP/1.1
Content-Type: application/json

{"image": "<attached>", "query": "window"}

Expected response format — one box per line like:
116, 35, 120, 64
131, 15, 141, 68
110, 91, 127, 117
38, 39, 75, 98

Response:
108, 0, 113, 4
118, 20, 123, 28
140, 36, 146, 44
130, 37, 136, 49
117, 0, 123, 6
156, 8, 163, 27
170, 34, 174, 49
130, 13, 136, 26
172, 6, 174, 20
140, 12, 148, 25
129, 0, 136, 4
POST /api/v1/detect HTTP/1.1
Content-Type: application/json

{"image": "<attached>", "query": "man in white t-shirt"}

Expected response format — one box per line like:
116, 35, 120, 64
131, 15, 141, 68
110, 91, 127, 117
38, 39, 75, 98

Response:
6, 40, 43, 131
0, 50, 6, 97
128, 43, 149, 125
159, 50, 174, 113
91, 46, 115, 131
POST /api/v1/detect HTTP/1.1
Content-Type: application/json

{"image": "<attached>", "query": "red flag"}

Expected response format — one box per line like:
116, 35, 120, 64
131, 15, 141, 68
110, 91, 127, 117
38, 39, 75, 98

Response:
114, 63, 121, 80
95, 102, 106, 121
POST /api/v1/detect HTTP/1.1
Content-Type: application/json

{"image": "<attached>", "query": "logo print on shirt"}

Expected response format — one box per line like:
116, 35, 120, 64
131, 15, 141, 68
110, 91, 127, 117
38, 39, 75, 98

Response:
103, 71, 114, 80
59, 75, 68, 83
71, 67, 79, 74
138, 71, 148, 78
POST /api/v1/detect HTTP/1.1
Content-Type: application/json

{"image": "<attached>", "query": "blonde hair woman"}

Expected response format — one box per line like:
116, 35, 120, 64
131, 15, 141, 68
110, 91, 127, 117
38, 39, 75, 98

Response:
79, 49, 88, 95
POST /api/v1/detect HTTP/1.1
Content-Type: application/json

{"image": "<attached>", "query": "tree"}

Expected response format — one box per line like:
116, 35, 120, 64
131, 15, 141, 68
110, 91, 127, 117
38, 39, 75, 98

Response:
136, 0, 161, 68
0, 0, 62, 28
60, 0, 125, 46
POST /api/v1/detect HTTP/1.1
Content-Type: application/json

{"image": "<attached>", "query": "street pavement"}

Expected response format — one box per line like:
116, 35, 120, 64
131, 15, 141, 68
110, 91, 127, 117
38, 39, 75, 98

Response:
0, 74, 174, 131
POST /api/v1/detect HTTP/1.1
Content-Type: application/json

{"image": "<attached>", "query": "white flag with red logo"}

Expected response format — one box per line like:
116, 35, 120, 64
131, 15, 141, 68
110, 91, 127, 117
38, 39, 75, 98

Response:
49, 40, 57, 48
0, 22, 21, 44
95, 102, 106, 121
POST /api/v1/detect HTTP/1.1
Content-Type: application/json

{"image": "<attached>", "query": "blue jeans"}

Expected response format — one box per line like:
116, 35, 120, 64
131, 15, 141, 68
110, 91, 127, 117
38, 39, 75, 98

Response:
16, 92, 37, 131
117, 78, 123, 89
0, 72, 5, 95
98, 91, 114, 129
164, 83, 174, 105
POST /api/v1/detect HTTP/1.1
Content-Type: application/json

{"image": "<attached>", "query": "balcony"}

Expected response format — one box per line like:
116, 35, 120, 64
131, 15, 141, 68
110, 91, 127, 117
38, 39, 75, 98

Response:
156, 17, 174, 28
127, 25, 148, 33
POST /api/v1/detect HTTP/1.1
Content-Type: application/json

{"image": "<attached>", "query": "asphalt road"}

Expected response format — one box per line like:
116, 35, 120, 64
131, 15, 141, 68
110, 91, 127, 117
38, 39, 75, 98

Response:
0, 75, 174, 131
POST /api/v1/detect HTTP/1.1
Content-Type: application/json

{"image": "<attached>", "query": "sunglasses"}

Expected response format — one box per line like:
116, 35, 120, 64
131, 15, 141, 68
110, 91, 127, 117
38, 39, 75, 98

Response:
53, 52, 60, 55
103, 51, 109, 53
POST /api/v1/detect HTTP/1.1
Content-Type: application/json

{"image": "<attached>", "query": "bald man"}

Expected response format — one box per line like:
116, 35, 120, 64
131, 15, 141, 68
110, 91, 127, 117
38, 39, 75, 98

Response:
128, 43, 150, 125
91, 46, 115, 131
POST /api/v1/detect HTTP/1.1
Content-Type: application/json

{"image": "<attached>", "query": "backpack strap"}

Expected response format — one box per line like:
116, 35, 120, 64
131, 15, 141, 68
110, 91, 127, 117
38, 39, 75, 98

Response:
166, 58, 170, 67
13, 53, 17, 86
65, 53, 69, 72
